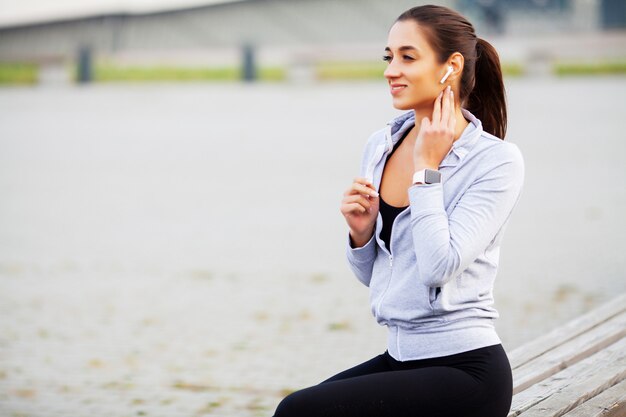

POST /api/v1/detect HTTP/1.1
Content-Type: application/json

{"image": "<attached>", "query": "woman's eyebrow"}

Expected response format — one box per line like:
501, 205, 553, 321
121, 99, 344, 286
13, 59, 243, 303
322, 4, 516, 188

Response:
384, 46, 420, 53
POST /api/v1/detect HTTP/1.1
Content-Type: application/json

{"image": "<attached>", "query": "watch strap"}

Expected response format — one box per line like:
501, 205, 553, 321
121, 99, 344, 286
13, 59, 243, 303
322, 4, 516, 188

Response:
413, 169, 442, 184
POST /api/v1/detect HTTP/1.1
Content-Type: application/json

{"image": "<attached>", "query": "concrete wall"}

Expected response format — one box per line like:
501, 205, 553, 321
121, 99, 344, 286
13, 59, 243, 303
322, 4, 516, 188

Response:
0, 0, 455, 62
0, 0, 605, 64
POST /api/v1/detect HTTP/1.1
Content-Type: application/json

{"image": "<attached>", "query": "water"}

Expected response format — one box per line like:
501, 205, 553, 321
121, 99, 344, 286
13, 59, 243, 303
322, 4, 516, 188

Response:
1, 77, 625, 416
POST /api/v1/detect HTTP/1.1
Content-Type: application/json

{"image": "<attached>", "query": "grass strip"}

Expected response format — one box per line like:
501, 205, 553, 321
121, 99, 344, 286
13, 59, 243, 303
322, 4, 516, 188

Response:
92, 65, 286, 82
0, 63, 38, 85
10, 59, 626, 85
501, 62, 525, 77
554, 60, 626, 76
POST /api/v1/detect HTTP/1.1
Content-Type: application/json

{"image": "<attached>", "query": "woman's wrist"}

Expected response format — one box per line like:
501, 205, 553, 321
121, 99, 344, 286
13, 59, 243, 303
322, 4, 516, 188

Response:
413, 158, 439, 172
349, 229, 374, 248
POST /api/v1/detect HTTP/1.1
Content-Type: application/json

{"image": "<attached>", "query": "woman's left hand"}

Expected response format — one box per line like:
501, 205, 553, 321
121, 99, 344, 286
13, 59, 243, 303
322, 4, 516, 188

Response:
413, 85, 457, 170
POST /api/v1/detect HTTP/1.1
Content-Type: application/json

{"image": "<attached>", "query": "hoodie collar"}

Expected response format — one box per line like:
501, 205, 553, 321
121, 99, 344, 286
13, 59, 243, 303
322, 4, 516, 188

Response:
384, 108, 483, 168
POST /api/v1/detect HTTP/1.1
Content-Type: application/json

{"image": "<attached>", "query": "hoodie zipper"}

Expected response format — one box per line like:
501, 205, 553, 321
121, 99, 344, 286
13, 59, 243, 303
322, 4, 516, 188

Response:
372, 118, 410, 315
382, 121, 405, 270
387, 211, 397, 267
375, 203, 408, 315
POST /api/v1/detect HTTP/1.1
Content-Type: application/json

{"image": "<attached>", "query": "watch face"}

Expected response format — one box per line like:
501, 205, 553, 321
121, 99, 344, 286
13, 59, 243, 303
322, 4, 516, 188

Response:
425, 169, 442, 184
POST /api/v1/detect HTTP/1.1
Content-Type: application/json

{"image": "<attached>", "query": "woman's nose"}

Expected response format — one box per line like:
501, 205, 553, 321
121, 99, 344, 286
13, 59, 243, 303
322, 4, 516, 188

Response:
383, 61, 401, 80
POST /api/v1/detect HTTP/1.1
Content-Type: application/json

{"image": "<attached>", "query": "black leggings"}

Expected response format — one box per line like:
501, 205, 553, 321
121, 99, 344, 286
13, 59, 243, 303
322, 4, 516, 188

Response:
272, 344, 512, 417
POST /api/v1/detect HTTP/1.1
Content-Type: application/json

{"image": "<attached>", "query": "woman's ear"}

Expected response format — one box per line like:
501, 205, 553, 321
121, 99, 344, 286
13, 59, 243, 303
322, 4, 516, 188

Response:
444, 52, 465, 84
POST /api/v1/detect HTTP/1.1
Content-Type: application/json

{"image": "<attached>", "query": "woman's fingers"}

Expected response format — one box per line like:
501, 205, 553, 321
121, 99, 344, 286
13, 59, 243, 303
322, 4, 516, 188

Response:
431, 90, 443, 127
413, 86, 456, 167
341, 202, 368, 215
344, 179, 379, 198
341, 177, 378, 216
420, 116, 431, 132
431, 86, 456, 134
341, 194, 372, 214
448, 89, 456, 131
440, 86, 451, 127
343, 193, 372, 209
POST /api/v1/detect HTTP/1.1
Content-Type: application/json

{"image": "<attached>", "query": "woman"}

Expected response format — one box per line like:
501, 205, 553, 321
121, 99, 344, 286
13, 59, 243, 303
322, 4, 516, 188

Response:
273, 4, 524, 417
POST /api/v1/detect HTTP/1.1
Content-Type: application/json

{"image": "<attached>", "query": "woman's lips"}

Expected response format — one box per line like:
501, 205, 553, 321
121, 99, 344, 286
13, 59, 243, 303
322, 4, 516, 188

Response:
390, 85, 407, 95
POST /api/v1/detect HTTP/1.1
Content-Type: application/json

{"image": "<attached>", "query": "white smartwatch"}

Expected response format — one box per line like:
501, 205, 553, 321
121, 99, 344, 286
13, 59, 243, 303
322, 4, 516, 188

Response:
412, 169, 442, 185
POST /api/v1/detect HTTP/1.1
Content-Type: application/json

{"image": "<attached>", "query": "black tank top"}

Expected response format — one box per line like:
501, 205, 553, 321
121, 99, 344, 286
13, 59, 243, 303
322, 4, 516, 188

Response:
379, 128, 411, 253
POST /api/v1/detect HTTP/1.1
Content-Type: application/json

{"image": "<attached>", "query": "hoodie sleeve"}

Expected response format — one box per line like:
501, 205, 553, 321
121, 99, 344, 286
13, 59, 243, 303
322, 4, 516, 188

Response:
407, 143, 525, 288
345, 132, 381, 287
346, 232, 377, 287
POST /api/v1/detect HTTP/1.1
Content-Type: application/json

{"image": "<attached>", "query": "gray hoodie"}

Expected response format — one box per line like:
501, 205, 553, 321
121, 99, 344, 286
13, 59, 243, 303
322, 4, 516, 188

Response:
346, 108, 524, 361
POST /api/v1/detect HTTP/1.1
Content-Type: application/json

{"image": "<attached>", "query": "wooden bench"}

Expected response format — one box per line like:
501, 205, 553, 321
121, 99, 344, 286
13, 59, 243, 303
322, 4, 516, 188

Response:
508, 292, 626, 416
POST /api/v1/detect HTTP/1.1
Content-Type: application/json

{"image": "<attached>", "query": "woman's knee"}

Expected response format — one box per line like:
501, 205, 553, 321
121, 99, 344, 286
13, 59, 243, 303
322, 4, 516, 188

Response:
273, 389, 311, 417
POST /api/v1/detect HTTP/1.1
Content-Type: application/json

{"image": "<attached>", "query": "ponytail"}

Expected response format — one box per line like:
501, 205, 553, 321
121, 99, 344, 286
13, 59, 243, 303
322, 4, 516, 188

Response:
466, 38, 507, 139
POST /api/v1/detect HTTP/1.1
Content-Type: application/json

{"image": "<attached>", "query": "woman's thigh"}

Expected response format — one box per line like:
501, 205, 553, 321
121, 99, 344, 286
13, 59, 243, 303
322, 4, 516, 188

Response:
273, 365, 484, 417
318, 352, 392, 384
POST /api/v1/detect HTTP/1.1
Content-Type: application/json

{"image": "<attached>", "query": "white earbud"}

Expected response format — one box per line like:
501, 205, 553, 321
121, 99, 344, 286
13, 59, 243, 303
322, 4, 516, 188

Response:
440, 66, 453, 84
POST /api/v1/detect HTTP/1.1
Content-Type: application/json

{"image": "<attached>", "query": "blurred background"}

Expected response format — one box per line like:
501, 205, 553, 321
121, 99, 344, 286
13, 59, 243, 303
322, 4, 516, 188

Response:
1, 0, 625, 416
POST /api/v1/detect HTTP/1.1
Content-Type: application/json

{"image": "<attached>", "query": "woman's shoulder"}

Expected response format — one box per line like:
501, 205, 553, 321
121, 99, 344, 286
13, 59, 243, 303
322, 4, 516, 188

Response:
461, 108, 523, 166
468, 133, 525, 191
475, 130, 524, 167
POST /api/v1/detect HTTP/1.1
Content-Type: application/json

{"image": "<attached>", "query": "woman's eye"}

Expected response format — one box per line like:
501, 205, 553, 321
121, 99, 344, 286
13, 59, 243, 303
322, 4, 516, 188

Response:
382, 55, 414, 62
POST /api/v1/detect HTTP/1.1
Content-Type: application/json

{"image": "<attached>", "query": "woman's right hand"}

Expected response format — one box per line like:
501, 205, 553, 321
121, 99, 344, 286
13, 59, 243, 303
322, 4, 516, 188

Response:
340, 177, 380, 247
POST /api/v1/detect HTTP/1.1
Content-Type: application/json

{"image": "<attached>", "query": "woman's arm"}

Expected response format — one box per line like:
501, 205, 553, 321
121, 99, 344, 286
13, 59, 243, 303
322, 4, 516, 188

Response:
342, 133, 382, 287
408, 145, 524, 288
346, 229, 377, 287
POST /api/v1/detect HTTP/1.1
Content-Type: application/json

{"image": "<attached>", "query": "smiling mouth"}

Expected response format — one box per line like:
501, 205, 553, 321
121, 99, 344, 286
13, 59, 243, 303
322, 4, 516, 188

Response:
391, 85, 407, 91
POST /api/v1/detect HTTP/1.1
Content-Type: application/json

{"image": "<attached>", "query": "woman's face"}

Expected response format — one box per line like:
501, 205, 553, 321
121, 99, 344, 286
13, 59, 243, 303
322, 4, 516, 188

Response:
383, 20, 448, 111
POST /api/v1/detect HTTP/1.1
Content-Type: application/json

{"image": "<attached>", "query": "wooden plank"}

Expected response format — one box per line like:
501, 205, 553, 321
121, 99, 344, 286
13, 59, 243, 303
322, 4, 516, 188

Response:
508, 293, 626, 370
561, 379, 626, 417
508, 336, 626, 417
517, 349, 626, 417
513, 310, 626, 394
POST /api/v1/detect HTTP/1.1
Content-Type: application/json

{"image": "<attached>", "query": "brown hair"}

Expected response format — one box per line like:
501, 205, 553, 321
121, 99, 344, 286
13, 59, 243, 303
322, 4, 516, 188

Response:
396, 5, 507, 139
